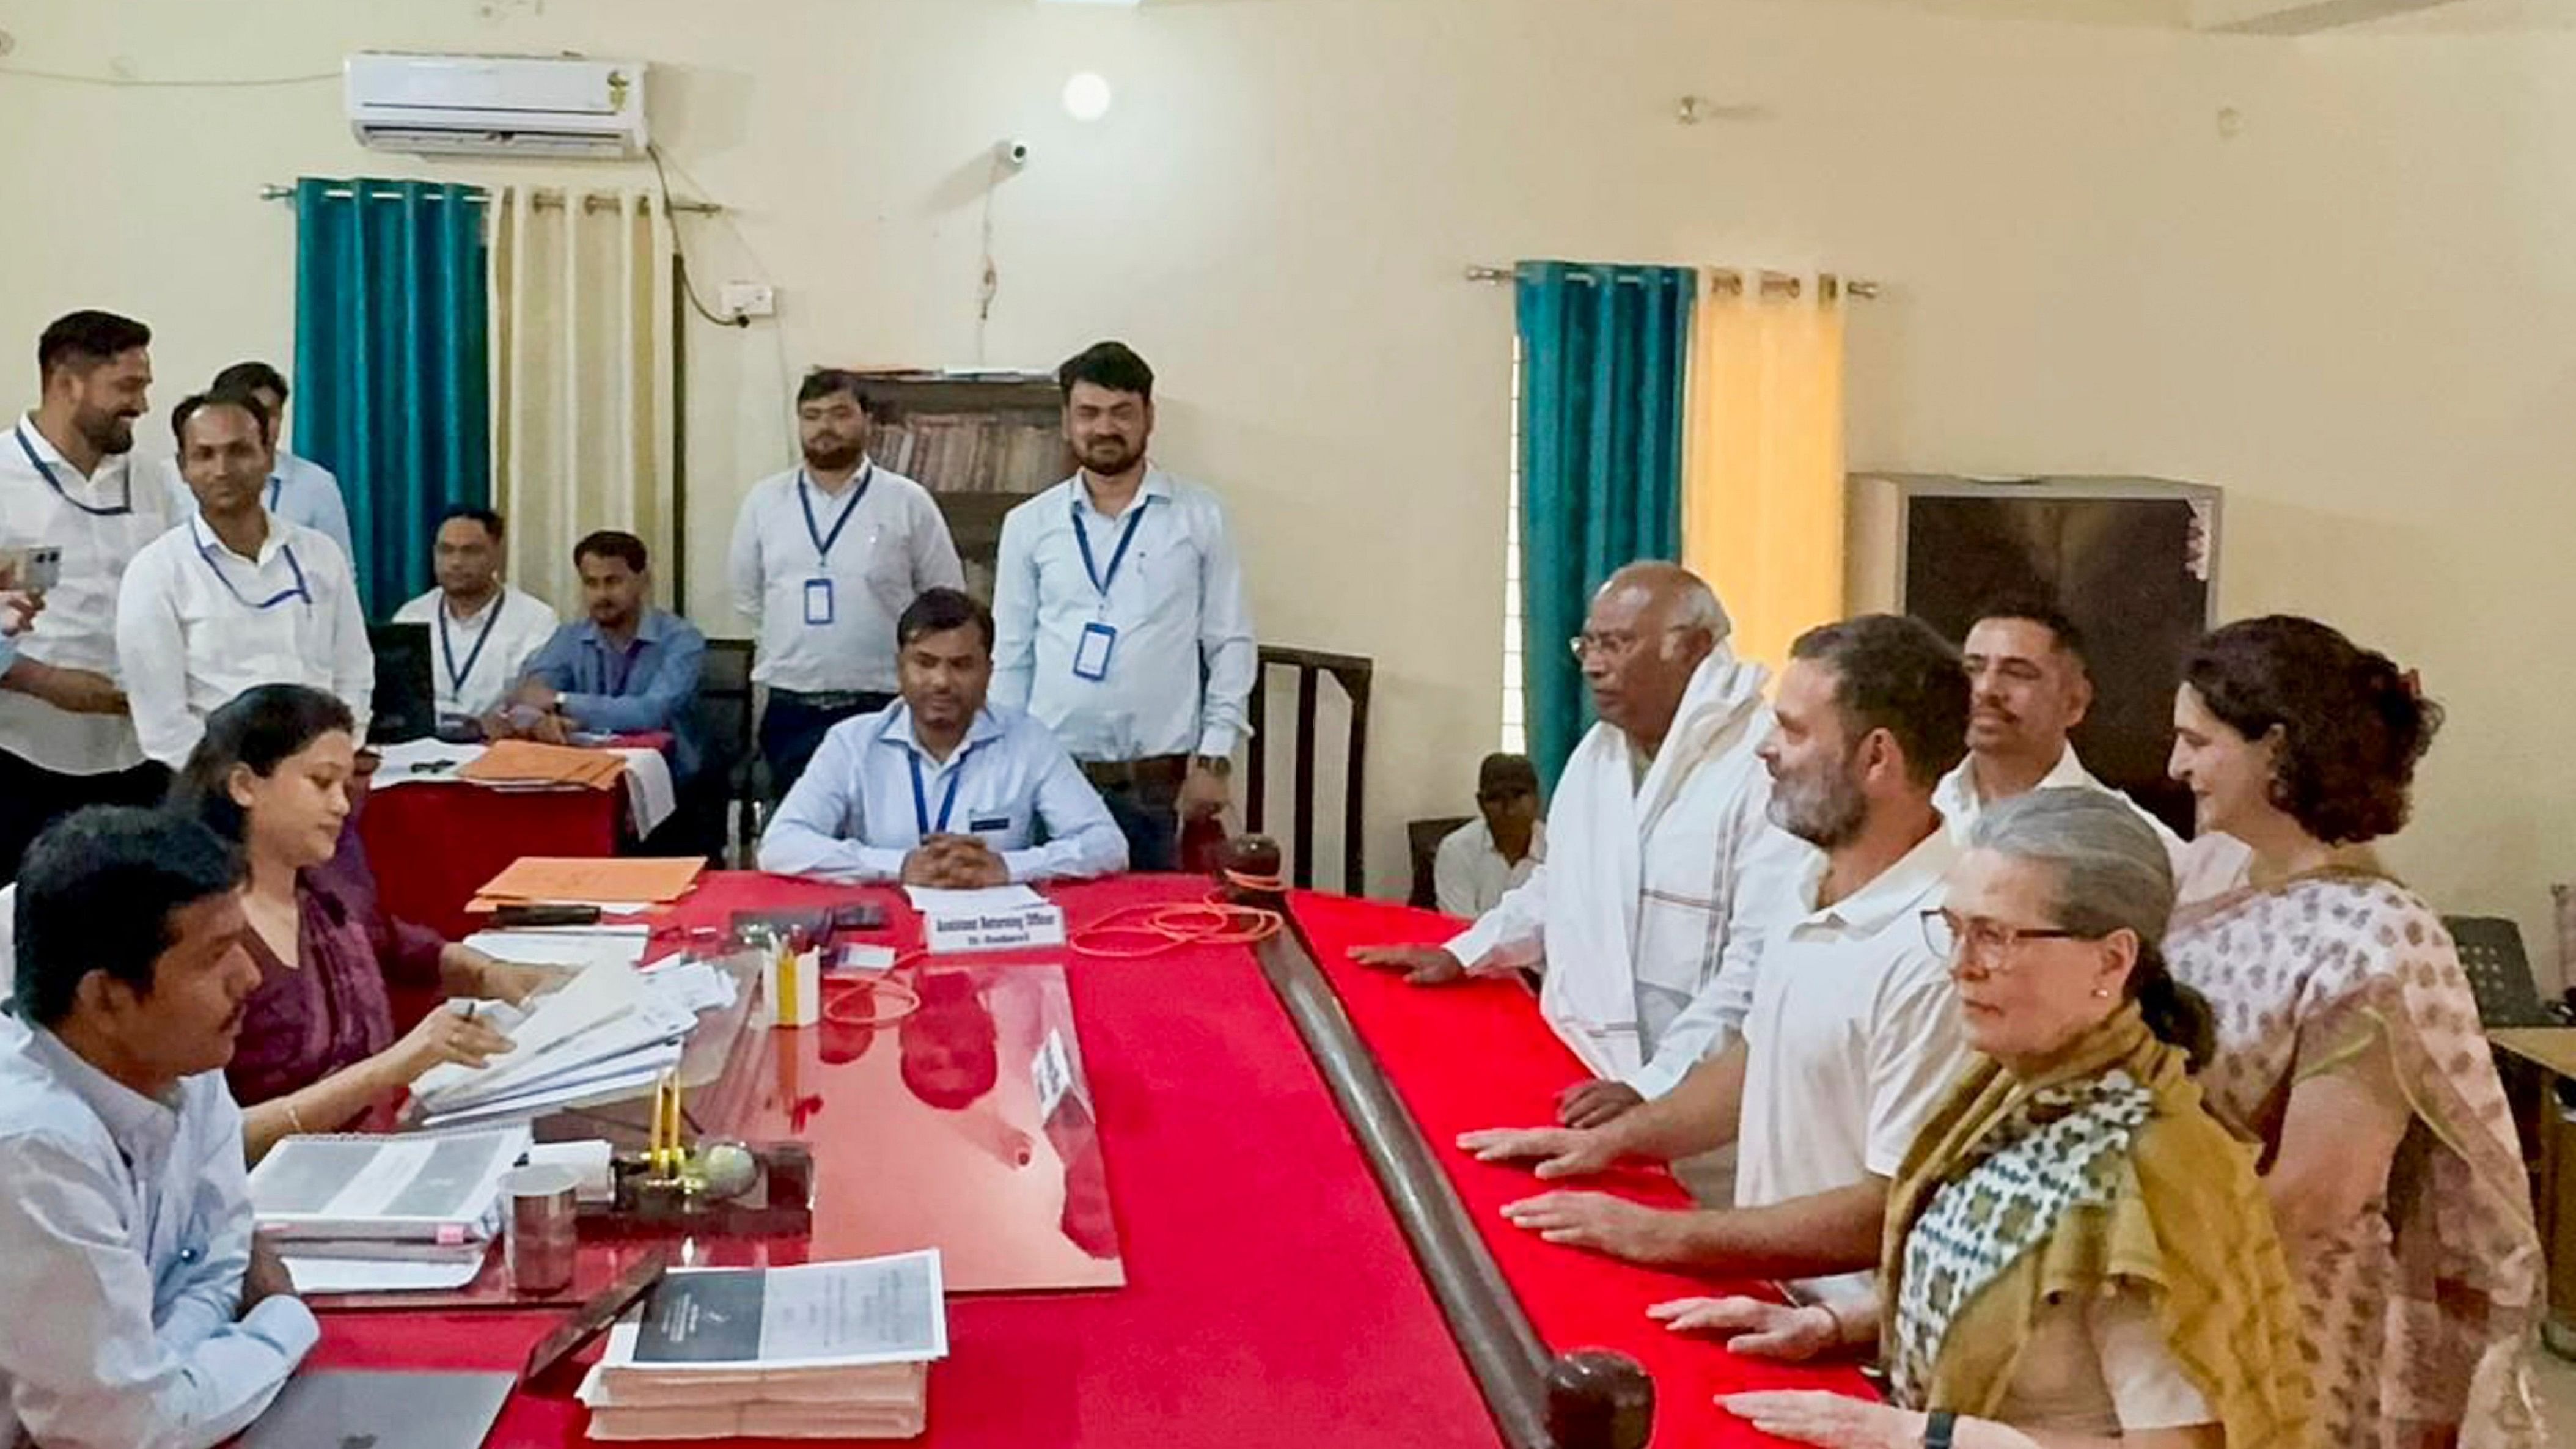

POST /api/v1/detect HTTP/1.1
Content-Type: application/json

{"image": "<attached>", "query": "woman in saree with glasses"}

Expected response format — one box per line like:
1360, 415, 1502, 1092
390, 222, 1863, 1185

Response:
2165, 617, 2543, 1447
1662, 790, 2310, 1448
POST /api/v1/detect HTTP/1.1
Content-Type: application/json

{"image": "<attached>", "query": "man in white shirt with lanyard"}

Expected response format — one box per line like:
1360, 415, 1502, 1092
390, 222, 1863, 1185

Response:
391, 505, 559, 723
758, 587, 1126, 885
991, 342, 1257, 871
116, 390, 373, 768
1462, 615, 1975, 1317
0, 310, 180, 881
156, 361, 354, 565
729, 369, 963, 802
1935, 595, 2188, 870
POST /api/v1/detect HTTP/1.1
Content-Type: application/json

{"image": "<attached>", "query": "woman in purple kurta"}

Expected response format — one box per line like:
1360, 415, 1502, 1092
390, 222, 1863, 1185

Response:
175, 684, 552, 1159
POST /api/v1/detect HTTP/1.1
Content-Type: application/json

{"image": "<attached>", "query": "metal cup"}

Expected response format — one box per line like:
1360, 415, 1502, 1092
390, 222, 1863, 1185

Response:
502, 1162, 582, 1295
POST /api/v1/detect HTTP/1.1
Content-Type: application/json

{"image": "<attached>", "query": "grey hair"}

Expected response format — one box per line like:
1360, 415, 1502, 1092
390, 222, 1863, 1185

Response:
1968, 788, 2214, 1066
1669, 576, 1732, 642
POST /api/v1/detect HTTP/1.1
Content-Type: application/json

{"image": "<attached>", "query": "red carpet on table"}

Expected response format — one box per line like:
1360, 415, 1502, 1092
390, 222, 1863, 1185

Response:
1291, 889, 1877, 1447
315, 875, 1500, 1448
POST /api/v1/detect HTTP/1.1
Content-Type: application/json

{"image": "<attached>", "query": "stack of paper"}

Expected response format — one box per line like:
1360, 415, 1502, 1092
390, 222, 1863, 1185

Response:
469, 857, 706, 916
461, 924, 655, 974
248, 1126, 531, 1293
411, 961, 719, 1131
458, 739, 628, 791
578, 1253, 949, 1441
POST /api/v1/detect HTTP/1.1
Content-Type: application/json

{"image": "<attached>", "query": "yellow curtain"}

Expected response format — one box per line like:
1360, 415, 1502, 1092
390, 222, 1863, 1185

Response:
1681, 271, 1847, 672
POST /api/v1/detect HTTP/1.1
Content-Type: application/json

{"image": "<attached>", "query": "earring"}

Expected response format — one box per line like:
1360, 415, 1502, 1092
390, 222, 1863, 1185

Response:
2091, 986, 2111, 999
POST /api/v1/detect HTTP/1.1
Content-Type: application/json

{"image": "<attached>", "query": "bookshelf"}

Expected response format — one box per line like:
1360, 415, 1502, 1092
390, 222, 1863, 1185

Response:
853, 371, 1073, 601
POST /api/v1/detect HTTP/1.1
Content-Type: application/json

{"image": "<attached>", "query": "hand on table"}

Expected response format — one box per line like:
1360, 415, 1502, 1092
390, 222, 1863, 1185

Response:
1497, 1189, 1684, 1264
1649, 1297, 1838, 1360
1456, 1124, 1616, 1179
1719, 1392, 1923, 1449
242, 1230, 299, 1314
1556, 1079, 1645, 1129
901, 835, 1010, 889
1350, 944, 1466, 986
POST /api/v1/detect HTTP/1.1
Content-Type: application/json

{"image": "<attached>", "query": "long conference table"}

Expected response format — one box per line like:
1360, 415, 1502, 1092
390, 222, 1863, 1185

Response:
314, 874, 1867, 1446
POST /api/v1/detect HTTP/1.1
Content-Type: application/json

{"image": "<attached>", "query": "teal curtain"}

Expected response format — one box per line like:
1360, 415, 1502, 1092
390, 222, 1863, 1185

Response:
1514, 261, 1693, 787
293, 177, 491, 618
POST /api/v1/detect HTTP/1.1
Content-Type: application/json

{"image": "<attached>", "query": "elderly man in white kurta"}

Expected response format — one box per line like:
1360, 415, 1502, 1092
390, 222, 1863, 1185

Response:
1354, 563, 1810, 1127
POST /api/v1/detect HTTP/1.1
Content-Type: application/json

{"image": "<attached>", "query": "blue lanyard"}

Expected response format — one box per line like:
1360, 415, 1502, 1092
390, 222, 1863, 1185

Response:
438, 593, 506, 696
1072, 491, 1150, 598
196, 523, 310, 610
908, 746, 973, 836
13, 424, 132, 517
798, 466, 872, 566
266, 475, 283, 513
597, 636, 645, 696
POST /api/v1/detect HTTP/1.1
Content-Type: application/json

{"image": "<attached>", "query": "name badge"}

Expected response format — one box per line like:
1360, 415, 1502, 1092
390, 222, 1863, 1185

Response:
804, 577, 835, 626
1073, 621, 1117, 681
968, 813, 1012, 833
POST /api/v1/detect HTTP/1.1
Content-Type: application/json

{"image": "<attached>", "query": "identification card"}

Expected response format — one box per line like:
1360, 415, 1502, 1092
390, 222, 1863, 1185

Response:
1073, 621, 1118, 681
803, 576, 835, 626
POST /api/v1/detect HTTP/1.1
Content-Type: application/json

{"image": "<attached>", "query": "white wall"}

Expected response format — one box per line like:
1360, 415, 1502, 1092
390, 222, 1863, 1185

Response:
0, 0, 2569, 974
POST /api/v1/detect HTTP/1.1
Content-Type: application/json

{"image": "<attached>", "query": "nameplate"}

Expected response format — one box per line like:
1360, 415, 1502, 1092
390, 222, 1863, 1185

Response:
923, 902, 1067, 955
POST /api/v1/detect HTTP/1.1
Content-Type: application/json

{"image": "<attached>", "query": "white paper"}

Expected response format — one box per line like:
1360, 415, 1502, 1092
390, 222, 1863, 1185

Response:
367, 738, 487, 789
901, 884, 1044, 913
249, 1126, 530, 1237
606, 1252, 950, 1373
462, 926, 651, 974
524, 1139, 617, 1202
284, 1253, 488, 1294
415, 1052, 678, 1131
411, 959, 655, 1110
615, 746, 678, 837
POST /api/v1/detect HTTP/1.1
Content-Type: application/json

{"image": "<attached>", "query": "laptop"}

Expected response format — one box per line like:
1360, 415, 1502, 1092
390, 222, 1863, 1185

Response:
243, 1369, 515, 1449
367, 622, 437, 745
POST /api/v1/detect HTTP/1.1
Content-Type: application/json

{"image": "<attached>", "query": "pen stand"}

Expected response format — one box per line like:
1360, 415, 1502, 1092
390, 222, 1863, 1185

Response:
579, 1142, 816, 1239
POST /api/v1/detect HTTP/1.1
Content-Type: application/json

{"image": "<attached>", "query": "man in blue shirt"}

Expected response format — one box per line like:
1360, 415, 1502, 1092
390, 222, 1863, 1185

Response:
0, 807, 317, 1448
760, 587, 1126, 886
500, 529, 708, 782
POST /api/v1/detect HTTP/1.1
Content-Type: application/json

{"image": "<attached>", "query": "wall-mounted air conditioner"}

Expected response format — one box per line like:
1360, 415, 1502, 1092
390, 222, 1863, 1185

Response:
344, 53, 648, 160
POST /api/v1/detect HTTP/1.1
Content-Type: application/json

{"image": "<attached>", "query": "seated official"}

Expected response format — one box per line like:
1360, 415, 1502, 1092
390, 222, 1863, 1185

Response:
1461, 617, 1973, 1310
155, 361, 353, 563
116, 389, 374, 769
1433, 752, 1545, 918
177, 684, 550, 1161
0, 807, 317, 1447
389, 506, 559, 722
759, 587, 1126, 886
495, 529, 706, 781
1690, 792, 2310, 1449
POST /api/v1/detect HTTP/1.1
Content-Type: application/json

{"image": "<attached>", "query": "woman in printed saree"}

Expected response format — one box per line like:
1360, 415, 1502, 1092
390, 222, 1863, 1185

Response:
173, 683, 554, 1160
2165, 616, 2544, 1447
1665, 790, 2310, 1448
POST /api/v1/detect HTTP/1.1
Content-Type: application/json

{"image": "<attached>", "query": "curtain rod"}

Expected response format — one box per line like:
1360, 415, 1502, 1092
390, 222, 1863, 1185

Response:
1463, 263, 1881, 299
258, 182, 721, 215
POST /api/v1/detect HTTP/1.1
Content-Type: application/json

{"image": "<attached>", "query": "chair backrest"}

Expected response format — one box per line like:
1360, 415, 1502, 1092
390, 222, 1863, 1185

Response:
1408, 816, 1473, 911
700, 638, 757, 785
2444, 915, 2558, 1029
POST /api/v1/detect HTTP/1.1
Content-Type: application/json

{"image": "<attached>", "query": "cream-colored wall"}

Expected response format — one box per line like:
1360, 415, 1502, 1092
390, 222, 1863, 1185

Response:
1, 0, 2570, 974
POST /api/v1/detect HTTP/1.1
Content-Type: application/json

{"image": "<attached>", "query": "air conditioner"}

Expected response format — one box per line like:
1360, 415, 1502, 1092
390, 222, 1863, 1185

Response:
345, 53, 648, 160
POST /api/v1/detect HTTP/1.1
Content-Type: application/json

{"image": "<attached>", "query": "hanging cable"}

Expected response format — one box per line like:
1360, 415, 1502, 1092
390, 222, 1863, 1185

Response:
647, 142, 743, 329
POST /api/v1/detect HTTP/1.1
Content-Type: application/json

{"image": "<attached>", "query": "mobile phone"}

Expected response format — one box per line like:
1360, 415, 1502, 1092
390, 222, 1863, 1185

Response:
1, 545, 61, 592
493, 903, 603, 928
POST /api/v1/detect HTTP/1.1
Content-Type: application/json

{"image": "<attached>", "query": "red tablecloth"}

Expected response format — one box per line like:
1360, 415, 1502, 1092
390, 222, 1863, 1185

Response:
356, 783, 623, 939
1290, 890, 1875, 1447
314, 876, 1501, 1448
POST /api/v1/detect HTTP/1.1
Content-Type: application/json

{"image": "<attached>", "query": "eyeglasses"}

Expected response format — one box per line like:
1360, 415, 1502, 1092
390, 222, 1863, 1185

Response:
1919, 908, 2088, 970
1568, 625, 1695, 662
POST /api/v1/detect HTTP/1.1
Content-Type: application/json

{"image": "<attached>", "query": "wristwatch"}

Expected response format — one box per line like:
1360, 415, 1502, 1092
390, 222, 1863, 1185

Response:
1191, 754, 1233, 777
1921, 1409, 1958, 1449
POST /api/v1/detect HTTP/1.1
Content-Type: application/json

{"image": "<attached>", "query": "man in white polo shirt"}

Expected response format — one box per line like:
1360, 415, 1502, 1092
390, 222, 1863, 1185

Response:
991, 342, 1256, 871
156, 361, 353, 566
0, 310, 181, 880
730, 369, 963, 802
391, 506, 558, 724
116, 389, 373, 768
1461, 614, 1973, 1313
1937, 596, 2184, 869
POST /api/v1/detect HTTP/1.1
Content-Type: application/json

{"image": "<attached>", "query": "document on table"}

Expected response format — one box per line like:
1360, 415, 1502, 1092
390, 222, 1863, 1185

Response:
249, 1126, 531, 1239
901, 884, 1045, 913
615, 1252, 950, 1371
283, 1255, 488, 1294
479, 856, 706, 906
461, 925, 653, 972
